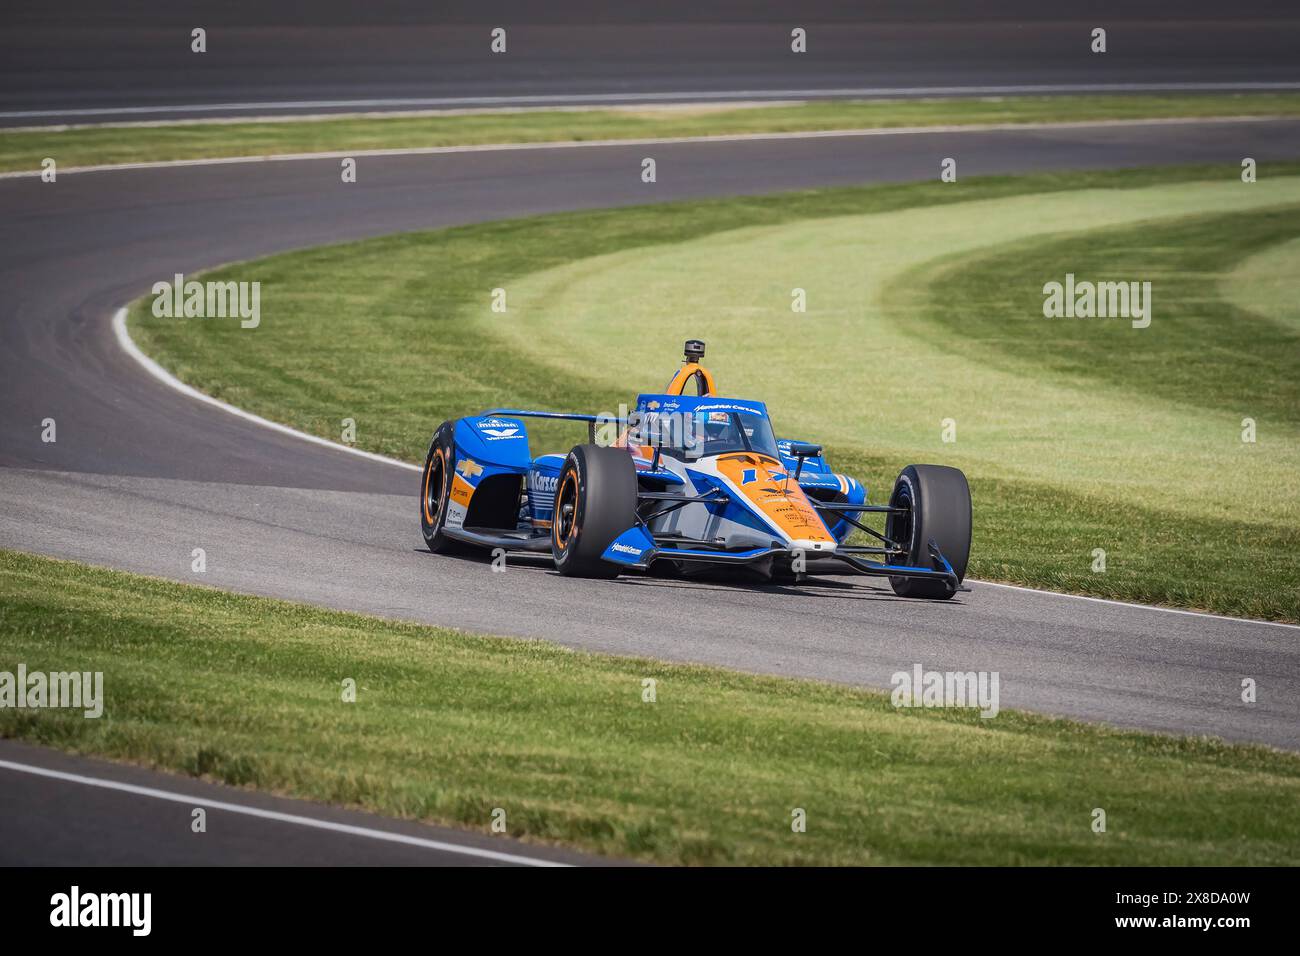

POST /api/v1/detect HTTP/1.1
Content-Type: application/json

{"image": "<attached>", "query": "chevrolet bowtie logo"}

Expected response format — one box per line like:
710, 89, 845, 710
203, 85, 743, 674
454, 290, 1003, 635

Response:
456, 458, 483, 478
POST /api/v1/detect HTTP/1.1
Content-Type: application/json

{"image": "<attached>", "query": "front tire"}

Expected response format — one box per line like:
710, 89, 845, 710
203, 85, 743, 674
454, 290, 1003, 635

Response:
884, 464, 971, 599
552, 444, 637, 578
420, 421, 473, 554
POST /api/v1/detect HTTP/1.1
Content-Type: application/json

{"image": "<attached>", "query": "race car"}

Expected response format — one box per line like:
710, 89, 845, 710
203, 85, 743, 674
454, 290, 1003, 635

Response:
420, 340, 971, 598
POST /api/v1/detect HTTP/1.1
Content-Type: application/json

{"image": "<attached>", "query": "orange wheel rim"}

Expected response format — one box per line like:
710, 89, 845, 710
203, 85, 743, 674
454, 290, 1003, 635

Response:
423, 448, 445, 526
554, 472, 578, 549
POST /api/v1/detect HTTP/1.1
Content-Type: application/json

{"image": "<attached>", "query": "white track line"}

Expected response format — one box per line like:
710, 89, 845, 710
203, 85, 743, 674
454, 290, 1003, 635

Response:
0, 101, 809, 135
5, 81, 1300, 120
0, 758, 568, 866
971, 581, 1300, 631
111, 308, 419, 473
1, 114, 1286, 180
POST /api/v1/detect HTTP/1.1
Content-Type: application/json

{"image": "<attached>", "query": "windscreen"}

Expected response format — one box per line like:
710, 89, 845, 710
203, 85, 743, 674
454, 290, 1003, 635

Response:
684, 410, 780, 460
629, 399, 779, 461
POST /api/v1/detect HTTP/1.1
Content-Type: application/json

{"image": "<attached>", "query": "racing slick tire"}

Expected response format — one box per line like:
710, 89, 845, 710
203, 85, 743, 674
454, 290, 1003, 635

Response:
552, 444, 637, 578
420, 421, 474, 554
884, 464, 971, 599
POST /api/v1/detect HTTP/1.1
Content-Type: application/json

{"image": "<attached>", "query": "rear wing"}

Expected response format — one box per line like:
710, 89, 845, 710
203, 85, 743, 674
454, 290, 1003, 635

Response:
484, 408, 623, 444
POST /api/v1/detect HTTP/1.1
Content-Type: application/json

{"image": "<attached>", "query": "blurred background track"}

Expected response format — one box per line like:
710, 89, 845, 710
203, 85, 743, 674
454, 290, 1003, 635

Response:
3, 1, 1299, 124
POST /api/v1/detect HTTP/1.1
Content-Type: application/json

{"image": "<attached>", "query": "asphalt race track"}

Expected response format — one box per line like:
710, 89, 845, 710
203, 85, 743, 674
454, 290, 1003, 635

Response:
2, 118, 1300, 761
3, 1, 1300, 124
0, 739, 599, 865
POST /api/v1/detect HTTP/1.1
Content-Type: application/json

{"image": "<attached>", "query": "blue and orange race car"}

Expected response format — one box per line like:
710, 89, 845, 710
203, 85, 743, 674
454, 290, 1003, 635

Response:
420, 341, 971, 598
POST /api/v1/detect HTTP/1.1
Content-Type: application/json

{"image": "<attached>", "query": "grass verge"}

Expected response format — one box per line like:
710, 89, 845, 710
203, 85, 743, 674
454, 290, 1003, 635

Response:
130, 163, 1300, 621
2, 548, 1297, 865
3, 93, 1299, 173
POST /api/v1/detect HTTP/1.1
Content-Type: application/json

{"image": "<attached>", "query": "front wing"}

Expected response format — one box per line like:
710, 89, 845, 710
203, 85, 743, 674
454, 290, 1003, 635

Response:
600, 521, 960, 590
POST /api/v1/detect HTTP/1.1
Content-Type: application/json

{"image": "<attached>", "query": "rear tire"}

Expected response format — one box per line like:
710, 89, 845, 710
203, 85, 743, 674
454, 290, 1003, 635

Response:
884, 464, 971, 599
552, 444, 637, 578
420, 421, 474, 554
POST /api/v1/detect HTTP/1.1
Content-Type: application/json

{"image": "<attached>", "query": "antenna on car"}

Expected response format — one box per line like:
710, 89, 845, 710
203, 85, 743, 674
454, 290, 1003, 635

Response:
683, 339, 706, 364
